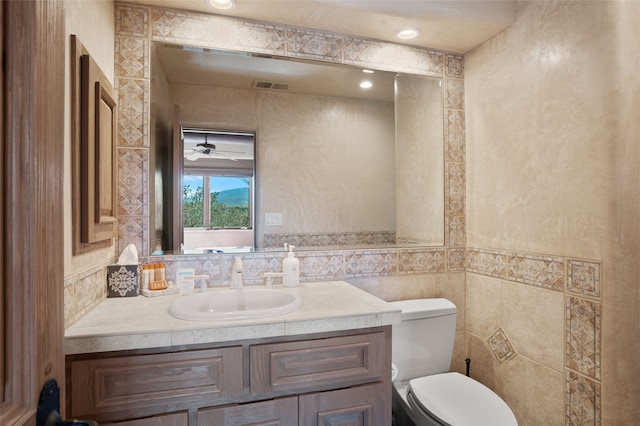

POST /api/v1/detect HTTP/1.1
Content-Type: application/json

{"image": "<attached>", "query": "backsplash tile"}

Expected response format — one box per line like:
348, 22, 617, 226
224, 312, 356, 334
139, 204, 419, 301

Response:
567, 259, 601, 298
264, 231, 396, 249
397, 248, 445, 274
299, 251, 345, 281
508, 252, 564, 291
566, 296, 601, 380
345, 250, 396, 277
65, 261, 111, 328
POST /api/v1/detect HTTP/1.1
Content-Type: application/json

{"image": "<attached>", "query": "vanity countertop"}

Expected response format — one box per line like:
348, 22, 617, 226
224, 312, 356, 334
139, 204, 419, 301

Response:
64, 280, 401, 355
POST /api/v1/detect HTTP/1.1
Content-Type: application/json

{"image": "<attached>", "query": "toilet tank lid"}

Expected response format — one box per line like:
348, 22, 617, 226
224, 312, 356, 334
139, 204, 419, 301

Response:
389, 298, 456, 321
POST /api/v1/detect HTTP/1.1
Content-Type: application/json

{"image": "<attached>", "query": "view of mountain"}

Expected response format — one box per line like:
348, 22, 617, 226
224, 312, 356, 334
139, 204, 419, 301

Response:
215, 187, 249, 207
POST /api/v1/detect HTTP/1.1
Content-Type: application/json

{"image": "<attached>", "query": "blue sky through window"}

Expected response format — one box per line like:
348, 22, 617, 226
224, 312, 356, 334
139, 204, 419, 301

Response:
184, 175, 247, 192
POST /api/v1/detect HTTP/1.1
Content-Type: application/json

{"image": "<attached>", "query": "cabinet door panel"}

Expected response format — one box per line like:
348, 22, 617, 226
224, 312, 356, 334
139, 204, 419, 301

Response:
299, 383, 390, 426
198, 397, 298, 426
103, 412, 188, 426
69, 347, 243, 422
251, 332, 385, 394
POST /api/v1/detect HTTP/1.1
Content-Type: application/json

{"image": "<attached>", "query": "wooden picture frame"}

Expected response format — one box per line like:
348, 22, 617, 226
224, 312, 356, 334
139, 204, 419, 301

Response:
71, 35, 117, 254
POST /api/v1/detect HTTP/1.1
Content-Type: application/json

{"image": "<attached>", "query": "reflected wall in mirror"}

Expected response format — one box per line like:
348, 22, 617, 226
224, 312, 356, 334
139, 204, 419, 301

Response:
152, 44, 444, 250
395, 75, 445, 245
150, 44, 445, 252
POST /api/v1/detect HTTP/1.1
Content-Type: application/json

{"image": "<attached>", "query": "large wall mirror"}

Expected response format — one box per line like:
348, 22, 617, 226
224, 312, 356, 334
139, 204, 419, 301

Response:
150, 42, 444, 253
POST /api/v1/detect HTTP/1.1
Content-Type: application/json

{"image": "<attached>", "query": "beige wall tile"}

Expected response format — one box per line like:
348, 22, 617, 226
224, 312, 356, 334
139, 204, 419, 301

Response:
465, 332, 499, 391
502, 282, 564, 372
466, 273, 502, 338
347, 272, 465, 309
501, 356, 564, 426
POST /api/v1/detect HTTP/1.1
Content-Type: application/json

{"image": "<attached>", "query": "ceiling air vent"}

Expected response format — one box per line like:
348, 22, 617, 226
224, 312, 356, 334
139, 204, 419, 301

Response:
252, 80, 289, 91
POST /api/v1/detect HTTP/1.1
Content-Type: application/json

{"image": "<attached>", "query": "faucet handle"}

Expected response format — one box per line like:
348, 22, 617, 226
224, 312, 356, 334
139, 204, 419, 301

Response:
264, 272, 285, 288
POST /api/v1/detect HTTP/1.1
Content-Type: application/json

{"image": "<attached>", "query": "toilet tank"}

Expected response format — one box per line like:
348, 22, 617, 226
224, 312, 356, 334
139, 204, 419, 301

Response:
390, 298, 456, 382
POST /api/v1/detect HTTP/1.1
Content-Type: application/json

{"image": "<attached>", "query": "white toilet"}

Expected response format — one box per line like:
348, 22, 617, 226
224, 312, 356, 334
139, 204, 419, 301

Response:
390, 298, 518, 426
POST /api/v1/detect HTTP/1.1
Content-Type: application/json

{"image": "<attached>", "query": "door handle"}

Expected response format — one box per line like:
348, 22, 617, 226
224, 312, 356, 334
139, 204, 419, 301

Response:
37, 379, 98, 426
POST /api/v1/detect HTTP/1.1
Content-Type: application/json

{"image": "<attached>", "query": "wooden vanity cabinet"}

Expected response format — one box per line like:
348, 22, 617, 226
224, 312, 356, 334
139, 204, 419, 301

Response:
103, 412, 189, 426
66, 327, 391, 426
197, 396, 298, 425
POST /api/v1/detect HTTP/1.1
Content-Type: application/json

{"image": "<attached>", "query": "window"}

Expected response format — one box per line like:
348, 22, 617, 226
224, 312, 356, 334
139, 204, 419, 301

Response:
183, 175, 252, 229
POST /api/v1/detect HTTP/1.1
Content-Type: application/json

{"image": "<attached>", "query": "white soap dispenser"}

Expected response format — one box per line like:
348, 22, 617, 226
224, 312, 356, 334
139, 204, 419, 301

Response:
282, 245, 299, 288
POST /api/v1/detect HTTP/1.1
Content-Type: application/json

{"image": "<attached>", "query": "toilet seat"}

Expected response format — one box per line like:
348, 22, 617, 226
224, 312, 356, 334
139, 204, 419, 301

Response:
407, 372, 518, 426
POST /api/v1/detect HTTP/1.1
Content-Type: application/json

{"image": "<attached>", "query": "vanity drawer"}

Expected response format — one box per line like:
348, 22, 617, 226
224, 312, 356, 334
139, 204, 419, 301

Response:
69, 347, 243, 421
250, 332, 386, 394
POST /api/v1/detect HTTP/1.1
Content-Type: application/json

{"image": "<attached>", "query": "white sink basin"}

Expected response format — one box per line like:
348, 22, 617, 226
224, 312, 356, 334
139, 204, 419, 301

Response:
169, 288, 302, 321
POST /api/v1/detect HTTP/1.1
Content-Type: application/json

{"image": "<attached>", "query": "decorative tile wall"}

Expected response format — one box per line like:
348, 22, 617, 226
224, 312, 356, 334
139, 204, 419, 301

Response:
488, 327, 518, 364
566, 370, 601, 426
141, 246, 464, 288
263, 231, 396, 249
64, 259, 112, 328
467, 247, 602, 425
567, 259, 601, 298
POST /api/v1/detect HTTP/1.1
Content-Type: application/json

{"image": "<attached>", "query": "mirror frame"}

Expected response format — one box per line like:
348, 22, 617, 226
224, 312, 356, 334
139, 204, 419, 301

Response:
113, 2, 466, 257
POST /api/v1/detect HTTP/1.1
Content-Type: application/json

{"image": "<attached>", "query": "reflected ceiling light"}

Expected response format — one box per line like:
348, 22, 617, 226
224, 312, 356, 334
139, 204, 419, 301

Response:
208, 0, 236, 10
360, 81, 373, 89
362, 69, 375, 74
395, 28, 420, 40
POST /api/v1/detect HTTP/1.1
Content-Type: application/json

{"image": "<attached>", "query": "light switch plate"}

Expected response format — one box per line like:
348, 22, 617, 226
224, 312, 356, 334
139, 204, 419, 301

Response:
265, 213, 283, 226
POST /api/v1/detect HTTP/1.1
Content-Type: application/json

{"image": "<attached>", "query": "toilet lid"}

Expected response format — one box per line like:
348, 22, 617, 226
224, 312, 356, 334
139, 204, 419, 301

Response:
408, 372, 517, 426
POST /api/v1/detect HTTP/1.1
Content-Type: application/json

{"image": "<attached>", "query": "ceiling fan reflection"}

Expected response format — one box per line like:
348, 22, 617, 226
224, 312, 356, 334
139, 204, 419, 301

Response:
186, 135, 243, 161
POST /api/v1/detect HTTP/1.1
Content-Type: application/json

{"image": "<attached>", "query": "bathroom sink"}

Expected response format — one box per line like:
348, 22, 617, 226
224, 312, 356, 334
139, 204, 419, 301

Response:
169, 288, 302, 321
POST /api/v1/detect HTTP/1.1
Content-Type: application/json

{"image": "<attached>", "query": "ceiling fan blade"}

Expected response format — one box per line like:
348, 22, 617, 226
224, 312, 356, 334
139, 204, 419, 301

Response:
211, 151, 238, 161
185, 151, 201, 161
185, 148, 238, 162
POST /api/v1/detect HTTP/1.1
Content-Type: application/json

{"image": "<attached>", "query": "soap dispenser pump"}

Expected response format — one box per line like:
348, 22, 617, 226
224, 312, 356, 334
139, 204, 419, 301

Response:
282, 245, 299, 288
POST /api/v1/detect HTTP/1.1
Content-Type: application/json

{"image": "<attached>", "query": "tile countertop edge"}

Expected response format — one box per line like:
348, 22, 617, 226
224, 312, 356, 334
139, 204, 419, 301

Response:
64, 280, 402, 355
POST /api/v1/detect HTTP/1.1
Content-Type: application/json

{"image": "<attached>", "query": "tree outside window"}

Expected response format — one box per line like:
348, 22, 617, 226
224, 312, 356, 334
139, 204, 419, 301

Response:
183, 175, 251, 229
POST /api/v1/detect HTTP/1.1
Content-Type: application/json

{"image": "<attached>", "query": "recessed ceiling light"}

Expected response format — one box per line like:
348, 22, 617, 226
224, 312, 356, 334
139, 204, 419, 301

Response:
395, 28, 420, 40
208, 0, 235, 10
362, 69, 375, 74
360, 81, 373, 89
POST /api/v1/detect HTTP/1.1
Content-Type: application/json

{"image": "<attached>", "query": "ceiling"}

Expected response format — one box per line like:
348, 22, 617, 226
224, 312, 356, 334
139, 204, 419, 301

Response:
127, 0, 516, 54
155, 44, 399, 101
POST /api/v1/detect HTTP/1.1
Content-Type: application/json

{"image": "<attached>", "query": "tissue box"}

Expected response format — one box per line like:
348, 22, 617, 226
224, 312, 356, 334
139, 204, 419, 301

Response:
107, 264, 139, 297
